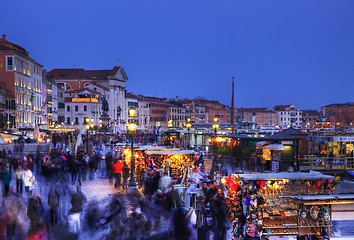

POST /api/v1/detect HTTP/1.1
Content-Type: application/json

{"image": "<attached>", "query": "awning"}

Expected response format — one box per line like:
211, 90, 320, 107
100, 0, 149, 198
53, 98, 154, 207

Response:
256, 141, 270, 148
280, 194, 354, 201
235, 172, 334, 181
138, 145, 179, 151
264, 143, 285, 151
146, 150, 197, 155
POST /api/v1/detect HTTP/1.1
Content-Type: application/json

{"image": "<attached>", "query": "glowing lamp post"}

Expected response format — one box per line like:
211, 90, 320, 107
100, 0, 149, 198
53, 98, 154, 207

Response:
212, 117, 219, 137
86, 124, 90, 154
186, 118, 192, 149
128, 108, 137, 187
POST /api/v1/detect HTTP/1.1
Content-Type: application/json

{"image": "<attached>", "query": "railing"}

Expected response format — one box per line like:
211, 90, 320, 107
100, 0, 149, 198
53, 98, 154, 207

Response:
300, 155, 354, 170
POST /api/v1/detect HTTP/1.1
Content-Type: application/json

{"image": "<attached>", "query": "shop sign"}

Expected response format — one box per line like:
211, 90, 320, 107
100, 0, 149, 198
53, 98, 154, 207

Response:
204, 159, 213, 174
333, 136, 354, 142
281, 141, 293, 145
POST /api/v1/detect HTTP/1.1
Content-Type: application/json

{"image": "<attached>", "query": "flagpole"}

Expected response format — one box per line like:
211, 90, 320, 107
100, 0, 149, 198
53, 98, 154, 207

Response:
231, 77, 235, 137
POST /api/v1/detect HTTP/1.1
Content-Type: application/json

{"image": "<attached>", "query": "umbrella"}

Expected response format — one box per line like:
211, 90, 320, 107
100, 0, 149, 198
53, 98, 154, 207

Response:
264, 144, 285, 151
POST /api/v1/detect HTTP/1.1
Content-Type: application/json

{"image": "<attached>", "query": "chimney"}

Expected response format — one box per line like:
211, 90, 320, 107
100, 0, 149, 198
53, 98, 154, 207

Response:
176, 96, 178, 101
2, 34, 6, 40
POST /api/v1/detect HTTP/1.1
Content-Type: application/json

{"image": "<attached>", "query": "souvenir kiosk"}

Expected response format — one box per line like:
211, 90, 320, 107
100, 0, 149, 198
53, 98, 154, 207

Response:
222, 172, 340, 239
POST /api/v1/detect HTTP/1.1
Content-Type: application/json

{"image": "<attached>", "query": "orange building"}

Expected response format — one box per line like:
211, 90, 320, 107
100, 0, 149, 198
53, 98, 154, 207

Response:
321, 103, 354, 127
142, 96, 170, 128
0, 34, 43, 128
192, 99, 227, 123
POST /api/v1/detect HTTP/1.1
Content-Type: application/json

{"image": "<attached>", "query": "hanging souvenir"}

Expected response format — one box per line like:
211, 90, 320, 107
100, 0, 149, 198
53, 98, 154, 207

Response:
283, 179, 290, 184
335, 176, 340, 184
310, 206, 320, 219
256, 180, 266, 188
319, 206, 330, 222
299, 208, 307, 219
314, 180, 322, 189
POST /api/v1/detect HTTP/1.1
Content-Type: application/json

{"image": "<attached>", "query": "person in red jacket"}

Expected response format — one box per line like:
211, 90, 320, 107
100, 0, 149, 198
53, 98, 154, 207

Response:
112, 159, 124, 189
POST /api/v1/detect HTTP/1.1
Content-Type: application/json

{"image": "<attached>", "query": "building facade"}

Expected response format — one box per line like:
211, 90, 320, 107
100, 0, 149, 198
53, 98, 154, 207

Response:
143, 97, 170, 130
57, 85, 65, 125
321, 103, 354, 127
64, 89, 102, 129
0, 84, 15, 129
273, 104, 303, 129
125, 93, 151, 130
0, 34, 43, 129
237, 107, 278, 126
302, 110, 322, 129
168, 101, 186, 127
47, 64, 128, 131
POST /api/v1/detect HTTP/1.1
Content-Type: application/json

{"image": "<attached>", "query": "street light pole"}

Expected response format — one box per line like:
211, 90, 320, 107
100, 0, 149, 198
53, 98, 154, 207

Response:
86, 124, 89, 154
129, 128, 136, 186
212, 117, 219, 159
186, 118, 191, 149
213, 117, 219, 137
128, 108, 137, 187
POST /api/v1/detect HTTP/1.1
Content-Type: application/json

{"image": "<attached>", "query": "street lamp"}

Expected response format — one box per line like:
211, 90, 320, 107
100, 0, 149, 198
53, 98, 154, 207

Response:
212, 117, 219, 137
168, 120, 173, 128
128, 108, 137, 187
186, 118, 191, 149
86, 124, 90, 154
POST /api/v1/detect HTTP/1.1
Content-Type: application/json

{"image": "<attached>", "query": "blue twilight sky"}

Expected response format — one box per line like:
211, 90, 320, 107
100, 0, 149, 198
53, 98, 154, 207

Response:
1, 0, 354, 110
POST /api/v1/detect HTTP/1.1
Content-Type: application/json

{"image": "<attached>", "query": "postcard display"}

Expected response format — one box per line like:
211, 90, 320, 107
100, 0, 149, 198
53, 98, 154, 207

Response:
223, 174, 338, 239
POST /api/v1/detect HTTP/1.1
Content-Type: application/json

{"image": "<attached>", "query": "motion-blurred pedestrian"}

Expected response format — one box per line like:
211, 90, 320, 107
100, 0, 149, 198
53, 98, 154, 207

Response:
68, 186, 87, 235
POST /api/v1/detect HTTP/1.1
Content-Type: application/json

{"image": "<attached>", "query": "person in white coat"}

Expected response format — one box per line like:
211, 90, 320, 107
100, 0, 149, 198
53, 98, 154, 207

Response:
23, 168, 35, 196
158, 171, 172, 193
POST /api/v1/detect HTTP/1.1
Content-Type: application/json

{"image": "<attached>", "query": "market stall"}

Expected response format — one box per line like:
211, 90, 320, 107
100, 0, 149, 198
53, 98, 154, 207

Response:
279, 194, 354, 238
146, 150, 197, 177
222, 172, 340, 239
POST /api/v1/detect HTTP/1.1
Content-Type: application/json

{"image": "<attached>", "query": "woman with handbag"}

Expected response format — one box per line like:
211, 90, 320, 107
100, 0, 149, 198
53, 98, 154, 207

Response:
23, 168, 36, 196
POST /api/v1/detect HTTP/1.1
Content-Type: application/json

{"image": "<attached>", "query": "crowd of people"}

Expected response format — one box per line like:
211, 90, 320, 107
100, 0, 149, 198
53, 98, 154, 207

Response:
0, 148, 93, 240
140, 165, 229, 240
0, 130, 231, 240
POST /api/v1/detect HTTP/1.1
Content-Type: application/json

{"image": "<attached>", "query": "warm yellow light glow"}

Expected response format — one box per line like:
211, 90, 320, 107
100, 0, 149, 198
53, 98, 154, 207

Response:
90, 123, 94, 128
128, 123, 137, 132
221, 178, 226, 184
129, 108, 136, 118
216, 137, 223, 142
99, 124, 102, 128
86, 118, 89, 123
187, 118, 191, 122
99, 120, 102, 123
214, 117, 218, 123
86, 125, 90, 130
186, 123, 191, 129
90, 118, 94, 123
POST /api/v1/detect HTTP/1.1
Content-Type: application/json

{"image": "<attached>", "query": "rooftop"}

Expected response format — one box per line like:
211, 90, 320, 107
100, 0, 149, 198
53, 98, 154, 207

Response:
47, 66, 124, 80
272, 104, 293, 111
323, 102, 354, 108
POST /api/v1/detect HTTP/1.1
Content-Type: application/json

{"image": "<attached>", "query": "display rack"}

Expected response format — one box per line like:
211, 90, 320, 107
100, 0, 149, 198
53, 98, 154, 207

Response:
223, 172, 339, 239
